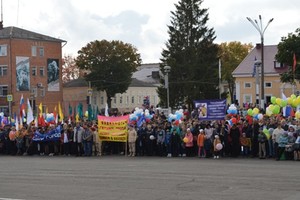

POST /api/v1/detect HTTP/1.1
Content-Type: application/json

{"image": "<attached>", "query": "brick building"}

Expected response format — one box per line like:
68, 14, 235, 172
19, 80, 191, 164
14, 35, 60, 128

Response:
0, 25, 66, 116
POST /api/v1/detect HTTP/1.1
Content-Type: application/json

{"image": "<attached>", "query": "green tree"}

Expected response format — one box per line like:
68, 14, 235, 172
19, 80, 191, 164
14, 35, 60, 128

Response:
219, 42, 253, 102
276, 28, 300, 84
158, 0, 219, 111
76, 40, 141, 108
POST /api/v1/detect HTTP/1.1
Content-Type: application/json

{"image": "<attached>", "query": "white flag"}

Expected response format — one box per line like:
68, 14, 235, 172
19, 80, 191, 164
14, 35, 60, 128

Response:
26, 98, 34, 125
105, 103, 109, 117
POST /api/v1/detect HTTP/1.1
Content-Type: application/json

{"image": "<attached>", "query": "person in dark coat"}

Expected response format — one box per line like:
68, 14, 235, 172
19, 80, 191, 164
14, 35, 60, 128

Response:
230, 123, 240, 157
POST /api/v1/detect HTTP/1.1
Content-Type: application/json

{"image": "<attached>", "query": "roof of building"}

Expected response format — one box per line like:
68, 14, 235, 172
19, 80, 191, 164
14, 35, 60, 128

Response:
130, 78, 156, 87
0, 26, 66, 43
132, 63, 160, 83
63, 78, 88, 88
232, 45, 288, 77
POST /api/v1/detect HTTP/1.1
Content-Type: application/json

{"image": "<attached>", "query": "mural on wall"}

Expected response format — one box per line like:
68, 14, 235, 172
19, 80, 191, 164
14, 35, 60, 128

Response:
16, 56, 30, 91
47, 59, 59, 91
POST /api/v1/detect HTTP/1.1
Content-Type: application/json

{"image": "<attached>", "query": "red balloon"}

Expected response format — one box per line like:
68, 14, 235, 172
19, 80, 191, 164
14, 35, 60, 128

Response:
231, 117, 237, 124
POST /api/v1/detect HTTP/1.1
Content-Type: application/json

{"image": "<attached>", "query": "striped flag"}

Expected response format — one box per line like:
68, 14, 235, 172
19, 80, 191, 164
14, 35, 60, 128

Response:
252, 57, 257, 77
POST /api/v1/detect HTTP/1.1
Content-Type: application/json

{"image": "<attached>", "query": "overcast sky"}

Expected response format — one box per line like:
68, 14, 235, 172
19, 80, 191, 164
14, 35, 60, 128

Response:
3, 0, 300, 63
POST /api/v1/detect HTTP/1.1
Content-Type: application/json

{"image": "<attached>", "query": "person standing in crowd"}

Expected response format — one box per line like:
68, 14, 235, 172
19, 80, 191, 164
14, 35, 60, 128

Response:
156, 125, 165, 157
277, 131, 289, 160
184, 128, 193, 157
82, 124, 93, 156
213, 135, 221, 159
137, 123, 147, 156
229, 123, 240, 157
15, 126, 25, 155
73, 122, 84, 156
293, 130, 300, 160
204, 124, 213, 158
128, 125, 137, 157
197, 129, 206, 158
273, 122, 284, 160
257, 128, 267, 159
61, 123, 71, 156
170, 128, 180, 157
146, 123, 155, 156
251, 120, 259, 157
240, 132, 250, 157
9, 126, 17, 155
92, 125, 102, 156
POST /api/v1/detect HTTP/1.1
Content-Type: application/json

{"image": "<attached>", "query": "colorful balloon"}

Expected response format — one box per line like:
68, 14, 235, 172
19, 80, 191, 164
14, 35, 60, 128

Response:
271, 96, 276, 104
216, 143, 223, 151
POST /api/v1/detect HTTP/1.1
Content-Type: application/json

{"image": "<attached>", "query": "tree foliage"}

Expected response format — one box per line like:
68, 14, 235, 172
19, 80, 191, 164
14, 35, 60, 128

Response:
158, 0, 219, 110
75, 40, 141, 107
62, 54, 85, 83
276, 28, 300, 84
218, 42, 253, 102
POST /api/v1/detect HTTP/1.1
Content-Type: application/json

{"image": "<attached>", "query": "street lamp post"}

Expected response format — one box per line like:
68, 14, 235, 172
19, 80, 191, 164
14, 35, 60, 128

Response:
164, 66, 171, 113
247, 15, 273, 109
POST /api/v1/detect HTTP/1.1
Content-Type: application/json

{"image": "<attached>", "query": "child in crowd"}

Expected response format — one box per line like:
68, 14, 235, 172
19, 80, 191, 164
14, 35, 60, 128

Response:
197, 129, 206, 158
240, 132, 250, 157
213, 135, 221, 159
258, 128, 267, 159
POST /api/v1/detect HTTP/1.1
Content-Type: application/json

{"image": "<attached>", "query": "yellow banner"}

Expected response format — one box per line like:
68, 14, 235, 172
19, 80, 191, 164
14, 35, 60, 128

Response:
98, 115, 129, 142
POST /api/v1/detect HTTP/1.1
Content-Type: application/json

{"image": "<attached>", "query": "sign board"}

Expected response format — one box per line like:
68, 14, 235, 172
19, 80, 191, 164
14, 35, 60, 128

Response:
7, 95, 13, 102
87, 88, 93, 96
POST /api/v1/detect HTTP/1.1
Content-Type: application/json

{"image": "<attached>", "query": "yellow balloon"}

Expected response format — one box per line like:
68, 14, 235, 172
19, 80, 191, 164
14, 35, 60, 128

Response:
296, 111, 300, 119
253, 108, 259, 115
183, 137, 188, 143
269, 104, 274, 111
287, 97, 292, 105
275, 98, 282, 105
292, 99, 298, 107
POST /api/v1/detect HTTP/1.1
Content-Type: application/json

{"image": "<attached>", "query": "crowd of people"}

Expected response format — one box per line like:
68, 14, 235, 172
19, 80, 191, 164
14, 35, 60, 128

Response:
1, 109, 300, 161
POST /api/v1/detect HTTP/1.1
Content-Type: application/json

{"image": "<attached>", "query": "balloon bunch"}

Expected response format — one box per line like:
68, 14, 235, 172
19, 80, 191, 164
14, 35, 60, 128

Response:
168, 109, 184, 125
247, 107, 264, 120
45, 113, 56, 124
129, 107, 154, 124
227, 104, 238, 115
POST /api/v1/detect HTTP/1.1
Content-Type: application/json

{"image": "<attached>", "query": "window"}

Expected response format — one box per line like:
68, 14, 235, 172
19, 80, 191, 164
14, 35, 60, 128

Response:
274, 61, 284, 68
39, 47, 44, 57
120, 96, 123, 104
100, 96, 104, 105
244, 82, 251, 88
39, 67, 44, 76
0, 45, 7, 56
0, 106, 9, 113
131, 96, 134, 104
32, 46, 37, 56
31, 87, 38, 97
0, 85, 8, 96
126, 96, 129, 104
32, 67, 37, 76
40, 87, 45, 97
0, 66, 8, 76
138, 96, 141, 104
265, 82, 272, 88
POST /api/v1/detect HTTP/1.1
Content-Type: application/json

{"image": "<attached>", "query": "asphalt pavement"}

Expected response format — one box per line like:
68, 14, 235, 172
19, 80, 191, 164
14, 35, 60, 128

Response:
0, 155, 299, 200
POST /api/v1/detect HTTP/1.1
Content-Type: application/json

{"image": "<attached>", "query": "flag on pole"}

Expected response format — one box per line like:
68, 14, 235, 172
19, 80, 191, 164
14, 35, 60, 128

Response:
58, 102, 64, 122
38, 103, 43, 117
26, 98, 34, 125
19, 94, 26, 119
34, 116, 38, 127
15, 116, 19, 131
293, 53, 297, 73
105, 103, 109, 117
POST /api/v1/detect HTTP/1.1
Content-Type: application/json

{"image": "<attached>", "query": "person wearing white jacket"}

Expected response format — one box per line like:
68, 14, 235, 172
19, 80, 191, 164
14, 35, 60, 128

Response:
128, 125, 137, 156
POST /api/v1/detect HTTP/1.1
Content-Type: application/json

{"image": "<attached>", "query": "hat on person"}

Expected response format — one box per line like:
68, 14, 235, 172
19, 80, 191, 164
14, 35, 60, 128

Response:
199, 129, 204, 132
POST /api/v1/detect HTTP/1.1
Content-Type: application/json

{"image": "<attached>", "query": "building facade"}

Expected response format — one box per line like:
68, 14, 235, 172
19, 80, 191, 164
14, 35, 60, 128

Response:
63, 63, 160, 115
0, 26, 65, 116
232, 44, 298, 107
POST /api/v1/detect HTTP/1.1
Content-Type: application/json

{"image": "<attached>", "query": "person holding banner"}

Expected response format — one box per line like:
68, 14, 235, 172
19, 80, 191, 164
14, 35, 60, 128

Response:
128, 125, 137, 156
